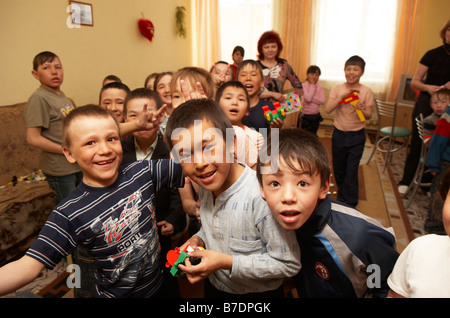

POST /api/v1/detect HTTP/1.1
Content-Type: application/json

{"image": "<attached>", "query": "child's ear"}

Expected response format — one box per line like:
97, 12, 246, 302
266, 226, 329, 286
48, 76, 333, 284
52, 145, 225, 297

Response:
259, 184, 266, 201
31, 70, 40, 81
319, 177, 331, 199
62, 146, 77, 164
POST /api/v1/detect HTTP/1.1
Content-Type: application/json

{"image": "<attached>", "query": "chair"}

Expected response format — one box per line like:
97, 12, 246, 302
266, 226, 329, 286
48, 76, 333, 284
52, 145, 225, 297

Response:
404, 114, 430, 208
366, 100, 412, 173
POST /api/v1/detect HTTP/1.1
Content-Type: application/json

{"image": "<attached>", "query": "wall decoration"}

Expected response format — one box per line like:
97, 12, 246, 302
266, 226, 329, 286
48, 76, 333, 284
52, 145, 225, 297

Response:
69, 1, 93, 26
138, 13, 155, 42
175, 6, 187, 39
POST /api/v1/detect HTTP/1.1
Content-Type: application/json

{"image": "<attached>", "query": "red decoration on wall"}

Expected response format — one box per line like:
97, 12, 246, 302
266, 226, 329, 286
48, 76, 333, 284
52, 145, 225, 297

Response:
138, 15, 154, 42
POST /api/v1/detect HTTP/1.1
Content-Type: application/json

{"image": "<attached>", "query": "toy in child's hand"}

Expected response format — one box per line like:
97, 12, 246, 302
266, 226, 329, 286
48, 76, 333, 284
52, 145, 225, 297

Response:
338, 92, 365, 122
281, 91, 302, 113
263, 102, 286, 124
165, 244, 204, 277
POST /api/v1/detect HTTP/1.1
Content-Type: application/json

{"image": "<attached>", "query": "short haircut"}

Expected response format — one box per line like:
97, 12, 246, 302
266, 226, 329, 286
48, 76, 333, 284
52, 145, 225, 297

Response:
256, 128, 330, 187
99, 82, 131, 104
123, 87, 163, 114
62, 105, 119, 148
345, 55, 366, 72
236, 59, 263, 80
257, 30, 283, 60
307, 65, 322, 75
432, 88, 450, 101
153, 71, 173, 90
165, 99, 233, 150
32, 51, 59, 71
170, 67, 216, 100
232, 46, 245, 56
103, 75, 122, 84
215, 80, 250, 111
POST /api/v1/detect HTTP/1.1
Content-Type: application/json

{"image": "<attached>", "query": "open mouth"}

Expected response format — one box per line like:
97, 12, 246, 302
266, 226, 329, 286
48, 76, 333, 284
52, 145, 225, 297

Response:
229, 108, 239, 115
280, 210, 301, 223
96, 158, 115, 166
198, 170, 216, 184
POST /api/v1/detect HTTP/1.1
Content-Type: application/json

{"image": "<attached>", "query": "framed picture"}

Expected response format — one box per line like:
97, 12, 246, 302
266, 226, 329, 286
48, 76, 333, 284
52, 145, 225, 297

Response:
397, 74, 419, 107
69, 1, 93, 26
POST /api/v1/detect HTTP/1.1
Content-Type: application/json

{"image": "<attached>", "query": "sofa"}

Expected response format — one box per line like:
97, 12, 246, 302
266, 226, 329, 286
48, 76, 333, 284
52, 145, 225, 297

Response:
0, 102, 56, 266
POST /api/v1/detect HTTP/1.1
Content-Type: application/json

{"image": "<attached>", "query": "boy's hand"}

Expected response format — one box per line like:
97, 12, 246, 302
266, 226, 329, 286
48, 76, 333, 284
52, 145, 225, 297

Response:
181, 80, 207, 101
180, 235, 205, 252
136, 104, 167, 130
157, 220, 174, 237
178, 249, 233, 284
270, 117, 284, 128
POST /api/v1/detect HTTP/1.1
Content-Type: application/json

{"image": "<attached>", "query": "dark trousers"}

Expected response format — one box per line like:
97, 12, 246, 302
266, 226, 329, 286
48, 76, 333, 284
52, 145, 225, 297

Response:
332, 128, 366, 207
204, 278, 284, 298
299, 113, 323, 136
400, 93, 433, 186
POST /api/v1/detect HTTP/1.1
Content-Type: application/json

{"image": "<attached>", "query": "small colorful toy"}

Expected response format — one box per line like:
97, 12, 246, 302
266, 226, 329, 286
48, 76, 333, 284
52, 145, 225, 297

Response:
165, 244, 203, 277
263, 102, 286, 124
338, 92, 365, 122
281, 91, 302, 113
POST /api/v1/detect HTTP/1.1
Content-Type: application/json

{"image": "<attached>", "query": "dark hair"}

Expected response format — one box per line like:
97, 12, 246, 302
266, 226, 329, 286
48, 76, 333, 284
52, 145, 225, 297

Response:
62, 105, 118, 148
257, 31, 283, 60
123, 87, 163, 114
165, 99, 233, 150
345, 55, 366, 72
32, 51, 59, 71
102, 75, 122, 85
153, 71, 173, 90
215, 81, 250, 111
236, 59, 263, 80
232, 46, 245, 56
307, 65, 322, 76
256, 128, 330, 186
99, 82, 131, 104
210, 61, 234, 79
144, 72, 159, 89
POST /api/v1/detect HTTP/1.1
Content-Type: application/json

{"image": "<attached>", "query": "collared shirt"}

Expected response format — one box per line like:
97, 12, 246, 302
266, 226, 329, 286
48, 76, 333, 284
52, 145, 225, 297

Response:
195, 165, 301, 294
135, 137, 158, 161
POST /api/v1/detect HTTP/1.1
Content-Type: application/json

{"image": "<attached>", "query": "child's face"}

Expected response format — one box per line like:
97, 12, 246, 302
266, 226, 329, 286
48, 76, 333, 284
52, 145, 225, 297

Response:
232, 51, 243, 65
125, 98, 159, 141
171, 79, 191, 108
100, 88, 127, 123
344, 65, 364, 86
259, 158, 329, 230
171, 119, 234, 198
211, 63, 233, 87
218, 86, 249, 125
155, 74, 173, 106
306, 71, 320, 84
444, 192, 450, 236
63, 115, 122, 188
238, 64, 263, 98
32, 57, 64, 93
431, 95, 449, 116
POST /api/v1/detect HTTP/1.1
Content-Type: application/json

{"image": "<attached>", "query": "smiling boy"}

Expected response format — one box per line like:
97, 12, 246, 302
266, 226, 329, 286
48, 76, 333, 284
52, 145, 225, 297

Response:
165, 99, 300, 297
257, 128, 399, 298
0, 106, 184, 298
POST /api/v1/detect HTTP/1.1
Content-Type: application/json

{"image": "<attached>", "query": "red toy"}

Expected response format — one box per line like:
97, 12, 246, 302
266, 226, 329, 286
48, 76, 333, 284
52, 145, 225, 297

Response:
165, 245, 203, 277
262, 102, 286, 124
338, 92, 365, 122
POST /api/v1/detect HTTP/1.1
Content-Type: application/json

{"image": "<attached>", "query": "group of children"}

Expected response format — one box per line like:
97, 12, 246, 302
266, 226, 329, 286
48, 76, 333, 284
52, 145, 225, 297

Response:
0, 49, 448, 299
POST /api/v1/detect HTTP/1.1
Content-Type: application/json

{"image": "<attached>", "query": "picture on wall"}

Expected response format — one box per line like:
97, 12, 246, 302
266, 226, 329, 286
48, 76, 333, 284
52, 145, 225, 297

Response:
69, 1, 93, 26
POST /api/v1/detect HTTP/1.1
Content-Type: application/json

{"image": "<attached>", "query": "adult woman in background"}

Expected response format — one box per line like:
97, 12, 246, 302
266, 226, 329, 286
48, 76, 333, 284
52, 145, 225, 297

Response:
257, 30, 303, 102
398, 19, 450, 194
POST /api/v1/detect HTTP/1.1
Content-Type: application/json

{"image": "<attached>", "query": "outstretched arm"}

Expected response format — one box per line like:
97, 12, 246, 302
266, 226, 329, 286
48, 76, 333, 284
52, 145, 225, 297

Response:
0, 255, 45, 296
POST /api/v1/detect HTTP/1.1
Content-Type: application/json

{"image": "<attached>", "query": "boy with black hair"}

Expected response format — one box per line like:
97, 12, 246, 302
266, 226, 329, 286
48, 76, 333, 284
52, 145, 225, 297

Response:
257, 128, 399, 298
0, 105, 183, 298
165, 99, 300, 298
325, 55, 374, 207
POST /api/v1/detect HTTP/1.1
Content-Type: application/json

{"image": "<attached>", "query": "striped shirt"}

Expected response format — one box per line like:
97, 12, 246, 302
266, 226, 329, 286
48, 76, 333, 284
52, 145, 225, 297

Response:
26, 159, 184, 298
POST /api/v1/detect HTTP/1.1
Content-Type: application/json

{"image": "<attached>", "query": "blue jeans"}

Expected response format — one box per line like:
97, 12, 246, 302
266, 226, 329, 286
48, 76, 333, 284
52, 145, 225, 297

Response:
44, 171, 83, 204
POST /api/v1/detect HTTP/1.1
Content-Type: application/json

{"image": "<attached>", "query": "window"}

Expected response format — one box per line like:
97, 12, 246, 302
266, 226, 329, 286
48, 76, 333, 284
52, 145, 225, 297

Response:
218, 0, 273, 62
313, 0, 398, 89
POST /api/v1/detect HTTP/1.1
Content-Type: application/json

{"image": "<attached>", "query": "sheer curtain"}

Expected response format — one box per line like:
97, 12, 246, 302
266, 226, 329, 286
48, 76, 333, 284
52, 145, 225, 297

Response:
191, 0, 220, 69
